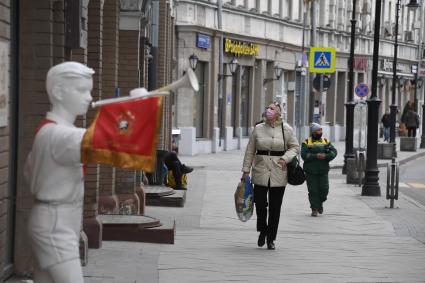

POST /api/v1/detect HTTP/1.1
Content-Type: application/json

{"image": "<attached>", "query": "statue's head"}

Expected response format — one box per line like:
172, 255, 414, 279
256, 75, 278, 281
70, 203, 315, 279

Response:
46, 62, 95, 116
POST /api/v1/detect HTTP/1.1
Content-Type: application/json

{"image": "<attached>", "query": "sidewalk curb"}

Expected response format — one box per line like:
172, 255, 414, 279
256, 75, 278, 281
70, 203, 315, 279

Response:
330, 150, 425, 170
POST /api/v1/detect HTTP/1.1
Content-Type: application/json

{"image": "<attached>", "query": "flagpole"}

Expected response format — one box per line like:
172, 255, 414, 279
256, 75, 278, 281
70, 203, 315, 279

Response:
92, 68, 199, 108
91, 91, 170, 108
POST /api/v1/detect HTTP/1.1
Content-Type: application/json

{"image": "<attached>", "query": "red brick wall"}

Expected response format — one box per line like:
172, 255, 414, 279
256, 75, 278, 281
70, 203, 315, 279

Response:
99, 0, 119, 198
13, 0, 66, 274
157, 0, 173, 150
119, 30, 140, 95
84, 0, 103, 220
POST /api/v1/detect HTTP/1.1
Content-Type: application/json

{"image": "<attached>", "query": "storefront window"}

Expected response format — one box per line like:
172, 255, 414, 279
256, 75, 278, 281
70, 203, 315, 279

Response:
240, 66, 251, 136
193, 62, 205, 138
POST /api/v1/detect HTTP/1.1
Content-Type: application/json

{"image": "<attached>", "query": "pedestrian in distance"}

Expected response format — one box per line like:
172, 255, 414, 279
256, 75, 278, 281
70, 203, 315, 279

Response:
381, 110, 391, 142
301, 123, 337, 217
163, 150, 193, 190
241, 102, 300, 250
403, 109, 420, 138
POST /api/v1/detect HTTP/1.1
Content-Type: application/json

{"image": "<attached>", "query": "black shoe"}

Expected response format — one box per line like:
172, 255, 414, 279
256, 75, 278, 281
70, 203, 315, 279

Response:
267, 241, 275, 250
181, 165, 194, 174
257, 233, 266, 247
318, 206, 323, 214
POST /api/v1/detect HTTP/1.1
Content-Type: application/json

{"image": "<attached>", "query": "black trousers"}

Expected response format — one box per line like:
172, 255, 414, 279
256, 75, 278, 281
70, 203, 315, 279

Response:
164, 151, 183, 188
407, 127, 417, 138
254, 183, 286, 242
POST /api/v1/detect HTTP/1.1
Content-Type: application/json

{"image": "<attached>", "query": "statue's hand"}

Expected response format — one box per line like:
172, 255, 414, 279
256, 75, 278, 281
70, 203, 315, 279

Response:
129, 88, 149, 98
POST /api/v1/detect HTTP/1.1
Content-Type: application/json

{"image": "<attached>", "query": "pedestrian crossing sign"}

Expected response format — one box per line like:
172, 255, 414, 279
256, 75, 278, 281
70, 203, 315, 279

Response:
309, 47, 336, 73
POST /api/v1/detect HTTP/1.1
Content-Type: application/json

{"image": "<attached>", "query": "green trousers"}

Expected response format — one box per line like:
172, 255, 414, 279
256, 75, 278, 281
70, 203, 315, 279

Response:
305, 173, 329, 209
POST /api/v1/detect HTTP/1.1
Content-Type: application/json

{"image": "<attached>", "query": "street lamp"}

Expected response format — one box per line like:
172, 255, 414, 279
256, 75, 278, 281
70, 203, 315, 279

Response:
362, 0, 383, 196
389, 1, 420, 152
263, 65, 284, 85
188, 53, 198, 71
218, 58, 239, 80
342, 0, 358, 175
217, 57, 239, 147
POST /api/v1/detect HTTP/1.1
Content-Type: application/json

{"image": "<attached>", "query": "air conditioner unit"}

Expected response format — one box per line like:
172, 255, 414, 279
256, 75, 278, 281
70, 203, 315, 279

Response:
405, 31, 414, 42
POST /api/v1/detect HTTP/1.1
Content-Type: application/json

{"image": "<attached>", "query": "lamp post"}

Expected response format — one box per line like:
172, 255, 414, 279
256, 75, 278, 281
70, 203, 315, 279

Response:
217, 58, 239, 147
362, 0, 383, 196
389, 0, 402, 162
342, 0, 357, 175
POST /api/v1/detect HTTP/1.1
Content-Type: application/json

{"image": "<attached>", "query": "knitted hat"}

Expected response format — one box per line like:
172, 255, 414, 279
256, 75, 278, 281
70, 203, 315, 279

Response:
310, 122, 322, 133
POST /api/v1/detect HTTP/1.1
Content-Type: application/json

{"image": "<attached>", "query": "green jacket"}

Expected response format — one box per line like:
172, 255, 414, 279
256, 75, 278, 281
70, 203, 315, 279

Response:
301, 137, 337, 174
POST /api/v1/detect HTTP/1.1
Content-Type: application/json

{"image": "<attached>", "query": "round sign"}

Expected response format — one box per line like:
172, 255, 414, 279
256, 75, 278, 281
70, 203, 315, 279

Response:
313, 75, 331, 92
355, 83, 369, 98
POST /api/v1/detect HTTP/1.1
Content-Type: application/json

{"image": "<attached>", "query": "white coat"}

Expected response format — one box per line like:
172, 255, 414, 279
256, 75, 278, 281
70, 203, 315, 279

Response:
242, 121, 300, 187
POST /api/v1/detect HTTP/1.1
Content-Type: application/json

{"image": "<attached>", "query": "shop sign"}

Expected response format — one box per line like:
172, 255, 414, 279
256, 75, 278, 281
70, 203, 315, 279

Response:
224, 38, 260, 57
0, 40, 8, 127
353, 56, 368, 70
196, 33, 211, 49
382, 59, 410, 73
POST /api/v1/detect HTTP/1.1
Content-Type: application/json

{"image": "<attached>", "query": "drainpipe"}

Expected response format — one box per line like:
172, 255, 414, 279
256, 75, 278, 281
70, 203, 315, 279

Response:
217, 0, 224, 147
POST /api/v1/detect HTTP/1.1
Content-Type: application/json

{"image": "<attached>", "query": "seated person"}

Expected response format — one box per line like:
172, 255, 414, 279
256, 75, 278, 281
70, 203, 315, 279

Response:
164, 150, 193, 190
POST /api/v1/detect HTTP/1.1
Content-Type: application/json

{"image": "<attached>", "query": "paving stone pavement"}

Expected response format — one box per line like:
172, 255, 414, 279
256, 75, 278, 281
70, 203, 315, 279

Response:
83, 144, 425, 283
8, 140, 425, 283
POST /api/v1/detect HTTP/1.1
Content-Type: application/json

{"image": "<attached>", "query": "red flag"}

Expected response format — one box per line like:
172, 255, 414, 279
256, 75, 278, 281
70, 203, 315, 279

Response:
81, 97, 163, 172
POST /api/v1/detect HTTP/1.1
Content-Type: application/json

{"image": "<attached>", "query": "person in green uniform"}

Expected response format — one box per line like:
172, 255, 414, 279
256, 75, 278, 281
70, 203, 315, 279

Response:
301, 123, 337, 217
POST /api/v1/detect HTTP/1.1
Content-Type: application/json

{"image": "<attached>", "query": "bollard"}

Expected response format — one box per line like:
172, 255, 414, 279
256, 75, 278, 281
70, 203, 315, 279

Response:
386, 161, 399, 208
355, 150, 366, 187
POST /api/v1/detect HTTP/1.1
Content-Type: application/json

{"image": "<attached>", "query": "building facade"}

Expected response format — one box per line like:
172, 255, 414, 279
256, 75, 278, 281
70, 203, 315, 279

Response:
174, 0, 424, 155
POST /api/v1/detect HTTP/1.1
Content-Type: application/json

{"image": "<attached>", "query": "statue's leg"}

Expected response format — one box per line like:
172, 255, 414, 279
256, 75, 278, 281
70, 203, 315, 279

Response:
48, 258, 84, 283
33, 263, 54, 283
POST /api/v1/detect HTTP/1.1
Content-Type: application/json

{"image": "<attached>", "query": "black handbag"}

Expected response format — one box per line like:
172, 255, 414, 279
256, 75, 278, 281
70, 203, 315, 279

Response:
281, 124, 306, 186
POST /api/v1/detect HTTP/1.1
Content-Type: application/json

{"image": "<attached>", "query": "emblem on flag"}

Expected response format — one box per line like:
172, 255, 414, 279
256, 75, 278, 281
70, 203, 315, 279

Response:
81, 97, 163, 172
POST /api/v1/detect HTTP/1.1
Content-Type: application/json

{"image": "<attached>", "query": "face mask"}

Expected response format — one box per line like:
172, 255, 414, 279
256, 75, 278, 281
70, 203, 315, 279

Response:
312, 132, 322, 139
265, 108, 276, 120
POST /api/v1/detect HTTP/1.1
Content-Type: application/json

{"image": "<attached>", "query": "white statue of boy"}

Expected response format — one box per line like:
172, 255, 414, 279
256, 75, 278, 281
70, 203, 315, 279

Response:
25, 61, 94, 283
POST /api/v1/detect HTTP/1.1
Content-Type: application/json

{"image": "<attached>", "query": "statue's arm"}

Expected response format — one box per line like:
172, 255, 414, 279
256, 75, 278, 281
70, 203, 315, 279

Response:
50, 126, 86, 166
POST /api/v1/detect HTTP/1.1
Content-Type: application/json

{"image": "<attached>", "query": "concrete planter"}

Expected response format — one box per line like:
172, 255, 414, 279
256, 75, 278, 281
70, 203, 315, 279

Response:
377, 143, 394, 159
346, 158, 365, 185
400, 137, 417, 152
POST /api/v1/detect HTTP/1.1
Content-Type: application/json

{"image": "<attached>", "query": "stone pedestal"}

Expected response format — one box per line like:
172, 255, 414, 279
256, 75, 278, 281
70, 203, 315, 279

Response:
117, 193, 141, 215
98, 194, 119, 214
346, 158, 365, 185
400, 137, 417, 151
79, 231, 89, 266
135, 185, 146, 215
377, 143, 394, 159
83, 216, 103, 249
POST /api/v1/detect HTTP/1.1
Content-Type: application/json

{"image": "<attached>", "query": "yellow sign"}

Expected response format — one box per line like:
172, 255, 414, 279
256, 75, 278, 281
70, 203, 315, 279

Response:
309, 47, 336, 73
224, 38, 260, 57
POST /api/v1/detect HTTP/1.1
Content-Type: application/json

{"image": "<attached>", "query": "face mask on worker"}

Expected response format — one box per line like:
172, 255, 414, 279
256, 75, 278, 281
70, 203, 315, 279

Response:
312, 132, 322, 139
265, 108, 276, 120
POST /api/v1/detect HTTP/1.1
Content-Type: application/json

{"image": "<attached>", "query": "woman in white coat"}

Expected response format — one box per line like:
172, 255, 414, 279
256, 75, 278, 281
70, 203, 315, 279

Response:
242, 102, 300, 250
